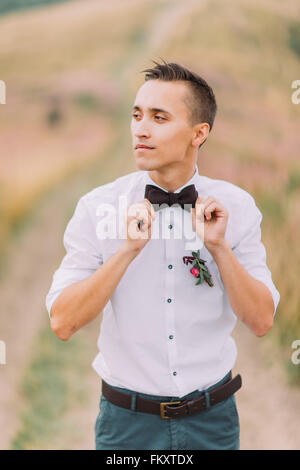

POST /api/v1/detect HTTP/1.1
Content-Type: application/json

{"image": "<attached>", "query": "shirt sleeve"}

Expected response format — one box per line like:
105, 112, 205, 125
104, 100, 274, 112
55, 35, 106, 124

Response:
227, 194, 280, 317
45, 195, 103, 320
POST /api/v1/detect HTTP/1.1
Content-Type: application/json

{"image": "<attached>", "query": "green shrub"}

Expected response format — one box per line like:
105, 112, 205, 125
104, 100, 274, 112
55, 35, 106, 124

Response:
288, 22, 300, 58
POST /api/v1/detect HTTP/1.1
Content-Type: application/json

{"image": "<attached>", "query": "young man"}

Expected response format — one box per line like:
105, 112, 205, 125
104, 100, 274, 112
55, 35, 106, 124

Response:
45, 60, 280, 450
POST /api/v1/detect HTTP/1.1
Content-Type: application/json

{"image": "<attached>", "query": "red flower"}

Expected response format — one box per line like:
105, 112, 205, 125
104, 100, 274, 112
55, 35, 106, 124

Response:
190, 266, 200, 277
183, 252, 214, 287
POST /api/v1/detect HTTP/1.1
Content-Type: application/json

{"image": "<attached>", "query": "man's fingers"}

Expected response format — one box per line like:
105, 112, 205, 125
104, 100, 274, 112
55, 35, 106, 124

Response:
125, 199, 156, 241
203, 202, 218, 219
128, 204, 147, 224
129, 201, 155, 220
143, 199, 156, 220
194, 203, 205, 221
127, 200, 156, 233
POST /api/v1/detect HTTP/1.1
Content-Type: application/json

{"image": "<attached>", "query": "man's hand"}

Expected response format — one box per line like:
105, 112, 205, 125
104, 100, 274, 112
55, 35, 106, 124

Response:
122, 199, 156, 253
190, 196, 229, 254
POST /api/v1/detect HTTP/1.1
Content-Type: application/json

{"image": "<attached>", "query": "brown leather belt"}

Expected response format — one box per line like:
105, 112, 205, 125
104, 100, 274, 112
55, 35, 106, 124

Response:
102, 372, 242, 419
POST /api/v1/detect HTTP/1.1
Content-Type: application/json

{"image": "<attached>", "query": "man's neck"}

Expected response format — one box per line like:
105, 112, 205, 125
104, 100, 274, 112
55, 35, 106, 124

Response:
147, 164, 197, 193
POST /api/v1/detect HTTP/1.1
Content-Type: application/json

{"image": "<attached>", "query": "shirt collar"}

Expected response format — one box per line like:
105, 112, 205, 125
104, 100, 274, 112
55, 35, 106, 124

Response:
143, 164, 199, 193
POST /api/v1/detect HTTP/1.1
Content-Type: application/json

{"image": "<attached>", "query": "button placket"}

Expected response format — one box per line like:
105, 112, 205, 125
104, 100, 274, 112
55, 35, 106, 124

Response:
164, 209, 181, 389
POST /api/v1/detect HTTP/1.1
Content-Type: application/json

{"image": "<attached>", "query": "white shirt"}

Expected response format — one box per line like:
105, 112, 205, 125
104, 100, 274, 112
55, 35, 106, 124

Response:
45, 165, 280, 398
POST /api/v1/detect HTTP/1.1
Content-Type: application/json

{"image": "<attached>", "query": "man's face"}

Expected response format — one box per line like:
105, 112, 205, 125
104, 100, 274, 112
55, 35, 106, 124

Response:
131, 80, 195, 171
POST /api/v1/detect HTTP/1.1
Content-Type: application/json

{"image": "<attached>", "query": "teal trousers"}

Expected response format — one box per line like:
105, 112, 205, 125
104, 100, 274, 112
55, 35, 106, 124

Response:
94, 371, 240, 450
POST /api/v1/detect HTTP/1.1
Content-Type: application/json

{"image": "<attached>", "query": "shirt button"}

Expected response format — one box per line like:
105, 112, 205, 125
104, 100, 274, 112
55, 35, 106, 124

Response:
169, 335, 174, 340
167, 298, 172, 303
173, 371, 177, 376
168, 224, 173, 229
168, 264, 173, 269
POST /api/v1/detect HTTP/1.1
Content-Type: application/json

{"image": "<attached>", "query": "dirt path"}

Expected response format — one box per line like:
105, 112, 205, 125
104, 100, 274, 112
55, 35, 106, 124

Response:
232, 321, 300, 450
0, 179, 89, 449
1, 0, 299, 451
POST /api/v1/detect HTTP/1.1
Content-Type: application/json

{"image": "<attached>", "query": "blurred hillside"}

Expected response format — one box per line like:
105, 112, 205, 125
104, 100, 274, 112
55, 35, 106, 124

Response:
0, 0, 300, 450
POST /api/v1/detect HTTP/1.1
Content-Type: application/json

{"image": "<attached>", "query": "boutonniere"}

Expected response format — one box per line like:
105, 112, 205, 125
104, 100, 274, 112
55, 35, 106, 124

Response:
182, 250, 214, 287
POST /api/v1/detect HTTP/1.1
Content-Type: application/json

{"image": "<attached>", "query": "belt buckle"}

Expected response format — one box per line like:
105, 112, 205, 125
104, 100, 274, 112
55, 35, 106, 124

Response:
160, 401, 181, 419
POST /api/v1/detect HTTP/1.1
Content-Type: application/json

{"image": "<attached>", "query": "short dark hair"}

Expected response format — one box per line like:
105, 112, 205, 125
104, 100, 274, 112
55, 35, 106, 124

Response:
140, 59, 217, 149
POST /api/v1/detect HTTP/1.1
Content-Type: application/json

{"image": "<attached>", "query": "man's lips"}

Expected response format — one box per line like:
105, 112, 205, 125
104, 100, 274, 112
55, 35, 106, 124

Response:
135, 145, 155, 149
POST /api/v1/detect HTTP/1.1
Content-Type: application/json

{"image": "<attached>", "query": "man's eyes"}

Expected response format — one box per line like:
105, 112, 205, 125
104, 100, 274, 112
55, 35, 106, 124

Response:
132, 114, 166, 121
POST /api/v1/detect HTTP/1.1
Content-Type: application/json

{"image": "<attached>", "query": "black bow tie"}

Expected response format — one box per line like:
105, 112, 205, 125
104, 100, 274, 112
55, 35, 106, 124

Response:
144, 184, 198, 211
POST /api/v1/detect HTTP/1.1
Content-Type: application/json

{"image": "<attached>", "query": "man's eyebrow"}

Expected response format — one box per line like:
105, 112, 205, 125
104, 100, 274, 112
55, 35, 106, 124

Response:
132, 105, 172, 116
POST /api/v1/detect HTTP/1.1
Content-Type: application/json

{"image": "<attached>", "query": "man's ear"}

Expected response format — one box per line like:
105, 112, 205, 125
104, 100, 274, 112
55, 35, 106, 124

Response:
192, 122, 210, 148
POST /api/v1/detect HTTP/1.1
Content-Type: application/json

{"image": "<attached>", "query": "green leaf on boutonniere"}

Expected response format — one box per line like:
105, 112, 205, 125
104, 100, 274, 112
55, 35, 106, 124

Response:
183, 250, 214, 287
200, 264, 208, 272
203, 271, 214, 287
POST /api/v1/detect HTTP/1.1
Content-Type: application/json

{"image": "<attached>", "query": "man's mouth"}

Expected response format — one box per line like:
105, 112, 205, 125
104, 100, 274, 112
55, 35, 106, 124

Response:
135, 144, 155, 150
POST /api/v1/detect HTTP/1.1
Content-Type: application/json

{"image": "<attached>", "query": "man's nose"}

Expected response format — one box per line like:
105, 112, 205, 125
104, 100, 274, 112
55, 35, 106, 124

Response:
134, 120, 151, 138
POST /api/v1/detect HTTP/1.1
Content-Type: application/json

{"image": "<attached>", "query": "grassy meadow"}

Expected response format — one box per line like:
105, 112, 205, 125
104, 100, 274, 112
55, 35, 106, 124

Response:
0, 0, 300, 449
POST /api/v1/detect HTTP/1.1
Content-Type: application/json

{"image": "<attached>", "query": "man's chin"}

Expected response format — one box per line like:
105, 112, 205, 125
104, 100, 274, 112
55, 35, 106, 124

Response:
135, 157, 157, 172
